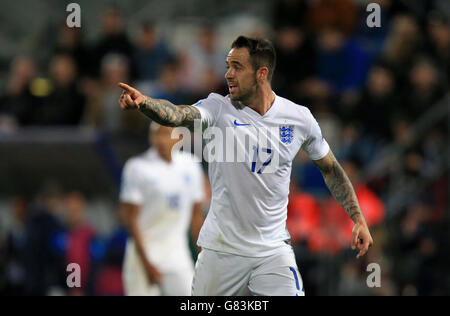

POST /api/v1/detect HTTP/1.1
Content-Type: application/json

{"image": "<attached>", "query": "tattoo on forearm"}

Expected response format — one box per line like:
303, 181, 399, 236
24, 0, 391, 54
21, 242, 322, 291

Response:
138, 96, 201, 128
315, 154, 362, 222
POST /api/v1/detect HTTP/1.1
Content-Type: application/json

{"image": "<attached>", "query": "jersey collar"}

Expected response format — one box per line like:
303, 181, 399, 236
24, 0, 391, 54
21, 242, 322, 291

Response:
241, 91, 279, 120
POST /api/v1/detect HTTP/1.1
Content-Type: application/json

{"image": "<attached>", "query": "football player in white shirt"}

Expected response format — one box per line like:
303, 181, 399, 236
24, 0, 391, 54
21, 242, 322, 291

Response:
120, 123, 205, 296
118, 35, 373, 296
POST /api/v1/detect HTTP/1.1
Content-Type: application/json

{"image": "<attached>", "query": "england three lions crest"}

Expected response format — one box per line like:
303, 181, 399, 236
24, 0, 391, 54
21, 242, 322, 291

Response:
279, 125, 294, 144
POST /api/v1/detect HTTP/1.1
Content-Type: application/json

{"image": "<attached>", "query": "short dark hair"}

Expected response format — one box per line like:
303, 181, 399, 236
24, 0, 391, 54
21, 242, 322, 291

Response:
231, 35, 276, 82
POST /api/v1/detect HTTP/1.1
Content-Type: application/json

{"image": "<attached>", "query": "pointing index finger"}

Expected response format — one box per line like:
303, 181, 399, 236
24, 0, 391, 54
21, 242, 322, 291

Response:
118, 82, 135, 93
357, 247, 367, 259
356, 240, 370, 259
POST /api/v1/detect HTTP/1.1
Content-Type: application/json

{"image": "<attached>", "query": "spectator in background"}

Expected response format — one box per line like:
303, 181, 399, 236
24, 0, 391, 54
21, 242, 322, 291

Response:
134, 22, 174, 82
354, 0, 393, 60
391, 118, 414, 149
272, 0, 309, 31
421, 128, 447, 188
92, 7, 135, 78
313, 100, 342, 152
84, 53, 145, 134
392, 200, 442, 295
98, 53, 130, 132
306, 0, 358, 35
357, 63, 401, 141
335, 123, 363, 162
425, 12, 449, 81
54, 24, 90, 77
403, 56, 446, 120
0, 56, 38, 128
94, 207, 127, 296
315, 25, 370, 95
404, 150, 427, 181
24, 182, 67, 296
64, 191, 95, 296
31, 54, 85, 126
178, 24, 226, 96
272, 26, 316, 103
382, 14, 423, 87
140, 61, 185, 105
2, 197, 29, 296
336, 259, 371, 296
388, 0, 450, 27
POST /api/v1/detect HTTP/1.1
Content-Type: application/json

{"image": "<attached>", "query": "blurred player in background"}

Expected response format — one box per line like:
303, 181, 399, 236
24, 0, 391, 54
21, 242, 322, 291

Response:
118, 35, 373, 296
120, 122, 205, 296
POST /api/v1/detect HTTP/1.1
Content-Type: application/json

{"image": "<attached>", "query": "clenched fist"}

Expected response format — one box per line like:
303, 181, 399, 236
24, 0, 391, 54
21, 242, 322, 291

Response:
118, 82, 146, 110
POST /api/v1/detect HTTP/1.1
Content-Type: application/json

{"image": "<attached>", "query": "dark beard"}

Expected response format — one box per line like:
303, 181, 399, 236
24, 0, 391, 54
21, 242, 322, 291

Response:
232, 74, 258, 105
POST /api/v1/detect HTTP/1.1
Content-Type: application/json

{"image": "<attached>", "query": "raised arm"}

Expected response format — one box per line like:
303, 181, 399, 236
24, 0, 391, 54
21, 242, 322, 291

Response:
313, 150, 373, 258
118, 82, 200, 129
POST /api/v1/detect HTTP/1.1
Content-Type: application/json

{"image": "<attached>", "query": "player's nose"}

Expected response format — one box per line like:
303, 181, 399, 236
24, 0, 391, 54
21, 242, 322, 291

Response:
225, 68, 234, 79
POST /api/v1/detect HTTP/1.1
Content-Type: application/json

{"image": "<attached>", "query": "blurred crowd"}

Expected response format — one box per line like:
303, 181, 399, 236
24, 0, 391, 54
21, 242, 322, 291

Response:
0, 183, 128, 296
0, 0, 448, 295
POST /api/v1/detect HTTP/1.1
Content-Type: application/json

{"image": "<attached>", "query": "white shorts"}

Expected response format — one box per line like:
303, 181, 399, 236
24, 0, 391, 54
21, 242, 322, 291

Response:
122, 243, 194, 296
191, 243, 305, 296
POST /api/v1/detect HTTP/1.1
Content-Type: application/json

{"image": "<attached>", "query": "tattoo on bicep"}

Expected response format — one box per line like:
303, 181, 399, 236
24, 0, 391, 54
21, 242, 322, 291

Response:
178, 105, 201, 129
138, 96, 200, 128
320, 156, 361, 220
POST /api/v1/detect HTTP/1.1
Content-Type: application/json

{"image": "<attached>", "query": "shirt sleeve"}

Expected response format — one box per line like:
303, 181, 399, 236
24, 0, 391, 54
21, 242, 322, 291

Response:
302, 110, 330, 161
119, 160, 144, 205
192, 93, 223, 127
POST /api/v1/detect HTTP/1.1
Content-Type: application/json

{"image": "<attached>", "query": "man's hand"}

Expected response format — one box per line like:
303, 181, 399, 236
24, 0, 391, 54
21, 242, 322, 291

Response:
351, 219, 374, 259
117, 82, 201, 128
143, 260, 162, 285
118, 82, 146, 110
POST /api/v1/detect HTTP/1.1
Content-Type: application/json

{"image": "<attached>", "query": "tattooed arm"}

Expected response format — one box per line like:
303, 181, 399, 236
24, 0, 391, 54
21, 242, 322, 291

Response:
313, 150, 373, 258
138, 97, 200, 129
314, 150, 362, 221
118, 82, 200, 129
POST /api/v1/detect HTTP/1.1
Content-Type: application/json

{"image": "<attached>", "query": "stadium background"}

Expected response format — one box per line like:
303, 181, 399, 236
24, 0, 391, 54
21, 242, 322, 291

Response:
0, 0, 448, 296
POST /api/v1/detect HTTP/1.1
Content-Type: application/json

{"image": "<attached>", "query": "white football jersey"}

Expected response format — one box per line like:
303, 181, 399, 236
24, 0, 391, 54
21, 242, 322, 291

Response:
120, 149, 205, 271
194, 92, 329, 257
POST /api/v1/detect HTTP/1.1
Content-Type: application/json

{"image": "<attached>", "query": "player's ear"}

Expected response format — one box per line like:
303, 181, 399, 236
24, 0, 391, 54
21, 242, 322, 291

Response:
257, 67, 269, 82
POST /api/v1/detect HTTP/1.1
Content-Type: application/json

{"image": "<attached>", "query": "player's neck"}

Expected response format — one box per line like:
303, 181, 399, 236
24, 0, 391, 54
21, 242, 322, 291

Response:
243, 83, 275, 116
157, 149, 172, 163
